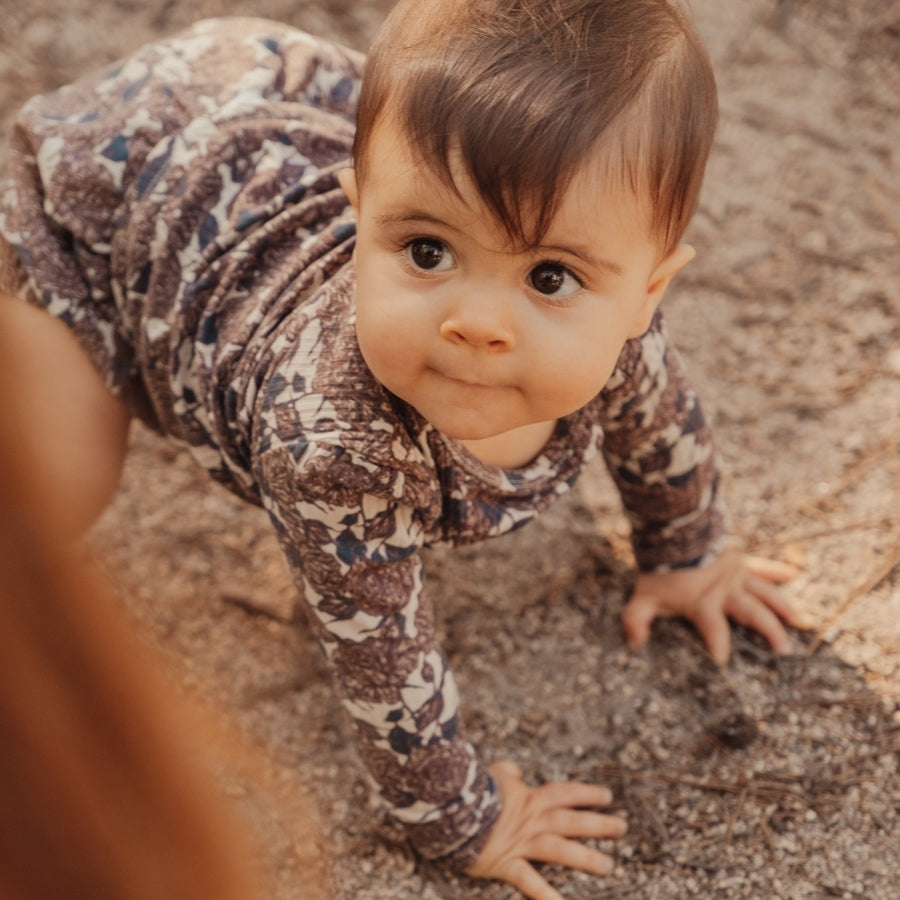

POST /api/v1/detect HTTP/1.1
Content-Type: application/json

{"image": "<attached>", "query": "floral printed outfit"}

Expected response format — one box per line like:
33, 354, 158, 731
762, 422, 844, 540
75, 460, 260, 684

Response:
0, 18, 725, 868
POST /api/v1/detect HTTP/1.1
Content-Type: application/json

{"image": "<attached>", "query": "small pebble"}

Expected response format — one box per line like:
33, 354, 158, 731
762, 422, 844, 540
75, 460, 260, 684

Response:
712, 711, 759, 749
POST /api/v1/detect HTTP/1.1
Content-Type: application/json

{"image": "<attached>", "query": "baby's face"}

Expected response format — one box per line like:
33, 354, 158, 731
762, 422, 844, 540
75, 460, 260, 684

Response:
341, 122, 691, 443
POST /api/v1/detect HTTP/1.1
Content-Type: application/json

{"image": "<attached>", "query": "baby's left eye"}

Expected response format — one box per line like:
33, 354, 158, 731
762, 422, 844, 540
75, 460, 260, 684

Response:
528, 263, 582, 298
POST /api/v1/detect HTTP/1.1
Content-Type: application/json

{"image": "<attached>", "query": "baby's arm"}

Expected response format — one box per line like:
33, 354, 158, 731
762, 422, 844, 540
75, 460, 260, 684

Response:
258, 441, 496, 866
257, 441, 625, 893
599, 312, 802, 664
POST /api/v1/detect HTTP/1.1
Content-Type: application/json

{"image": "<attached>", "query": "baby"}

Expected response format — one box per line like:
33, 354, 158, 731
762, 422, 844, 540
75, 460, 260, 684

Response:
0, 1, 801, 896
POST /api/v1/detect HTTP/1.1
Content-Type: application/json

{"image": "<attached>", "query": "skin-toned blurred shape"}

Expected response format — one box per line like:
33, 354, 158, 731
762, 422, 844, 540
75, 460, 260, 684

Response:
0, 323, 321, 899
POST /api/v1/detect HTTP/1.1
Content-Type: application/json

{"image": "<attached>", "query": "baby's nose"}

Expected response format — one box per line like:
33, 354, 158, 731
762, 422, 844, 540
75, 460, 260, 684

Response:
439, 296, 515, 350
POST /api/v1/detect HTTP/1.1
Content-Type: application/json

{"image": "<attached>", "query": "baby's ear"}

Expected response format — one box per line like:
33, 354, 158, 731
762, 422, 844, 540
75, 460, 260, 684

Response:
338, 166, 360, 211
629, 243, 696, 338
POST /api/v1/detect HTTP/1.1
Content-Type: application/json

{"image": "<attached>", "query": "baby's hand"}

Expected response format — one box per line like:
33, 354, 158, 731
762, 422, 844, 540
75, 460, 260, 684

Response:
466, 760, 626, 900
623, 551, 804, 666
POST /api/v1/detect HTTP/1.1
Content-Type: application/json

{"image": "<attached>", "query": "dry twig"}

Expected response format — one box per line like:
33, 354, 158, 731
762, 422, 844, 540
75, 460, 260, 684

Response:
808, 546, 900, 655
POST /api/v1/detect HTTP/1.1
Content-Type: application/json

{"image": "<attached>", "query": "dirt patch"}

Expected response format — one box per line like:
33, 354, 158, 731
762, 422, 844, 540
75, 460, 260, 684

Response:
2, 1, 898, 897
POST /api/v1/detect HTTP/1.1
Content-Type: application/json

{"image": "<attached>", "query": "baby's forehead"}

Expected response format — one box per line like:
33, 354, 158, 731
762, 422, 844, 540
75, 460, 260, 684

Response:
363, 121, 657, 249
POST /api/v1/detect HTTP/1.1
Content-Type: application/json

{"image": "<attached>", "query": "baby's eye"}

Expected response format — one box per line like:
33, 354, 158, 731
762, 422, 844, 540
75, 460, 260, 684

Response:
528, 262, 582, 299
405, 238, 455, 273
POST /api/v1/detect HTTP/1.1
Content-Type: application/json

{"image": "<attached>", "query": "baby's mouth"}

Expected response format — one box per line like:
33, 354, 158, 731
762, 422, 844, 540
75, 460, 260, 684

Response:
432, 363, 504, 391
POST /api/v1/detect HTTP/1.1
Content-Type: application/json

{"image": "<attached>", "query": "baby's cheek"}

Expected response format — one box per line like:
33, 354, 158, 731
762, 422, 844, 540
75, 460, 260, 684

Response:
550, 341, 619, 401
357, 321, 413, 396
354, 315, 386, 377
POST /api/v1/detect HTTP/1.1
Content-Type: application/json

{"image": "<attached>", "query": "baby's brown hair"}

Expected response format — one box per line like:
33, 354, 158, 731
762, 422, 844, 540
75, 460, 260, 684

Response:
353, 0, 718, 252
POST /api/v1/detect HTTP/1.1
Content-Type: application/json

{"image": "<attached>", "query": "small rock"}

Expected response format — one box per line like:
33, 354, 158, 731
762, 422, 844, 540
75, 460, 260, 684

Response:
711, 711, 759, 749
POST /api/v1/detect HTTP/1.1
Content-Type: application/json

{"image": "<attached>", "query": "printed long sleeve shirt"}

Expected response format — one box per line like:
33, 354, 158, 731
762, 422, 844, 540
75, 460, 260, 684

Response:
0, 18, 725, 868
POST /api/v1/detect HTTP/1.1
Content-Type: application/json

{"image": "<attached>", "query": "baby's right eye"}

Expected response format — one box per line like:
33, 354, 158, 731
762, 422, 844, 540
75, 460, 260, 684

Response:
404, 238, 455, 273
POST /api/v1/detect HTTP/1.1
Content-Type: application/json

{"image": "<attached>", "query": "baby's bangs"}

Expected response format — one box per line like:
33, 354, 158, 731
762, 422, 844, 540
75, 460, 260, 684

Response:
396, 36, 657, 249
391, 18, 668, 247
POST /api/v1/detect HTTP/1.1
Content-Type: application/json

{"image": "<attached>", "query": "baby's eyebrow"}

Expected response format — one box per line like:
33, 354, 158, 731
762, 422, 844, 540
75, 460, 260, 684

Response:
539, 243, 624, 277
375, 210, 454, 231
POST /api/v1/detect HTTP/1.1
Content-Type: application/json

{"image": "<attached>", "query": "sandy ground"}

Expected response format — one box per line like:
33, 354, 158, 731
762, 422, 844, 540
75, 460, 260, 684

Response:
2, 0, 899, 897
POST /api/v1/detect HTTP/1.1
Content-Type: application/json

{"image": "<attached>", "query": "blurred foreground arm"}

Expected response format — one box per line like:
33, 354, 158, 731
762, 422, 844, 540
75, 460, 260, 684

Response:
0, 292, 130, 540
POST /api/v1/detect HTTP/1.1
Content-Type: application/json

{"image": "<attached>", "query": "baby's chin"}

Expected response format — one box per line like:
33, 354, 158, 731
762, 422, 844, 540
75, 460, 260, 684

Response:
424, 418, 507, 443
414, 402, 521, 440
394, 396, 505, 441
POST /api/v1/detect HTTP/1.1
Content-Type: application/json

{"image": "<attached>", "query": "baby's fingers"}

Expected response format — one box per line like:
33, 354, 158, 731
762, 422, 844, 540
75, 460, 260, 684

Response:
528, 833, 616, 876
471, 763, 624, 897
621, 591, 665, 651
691, 602, 732, 666
745, 572, 812, 630
535, 779, 615, 812
543, 806, 627, 841
727, 588, 793, 656
745, 555, 800, 584
504, 859, 566, 900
